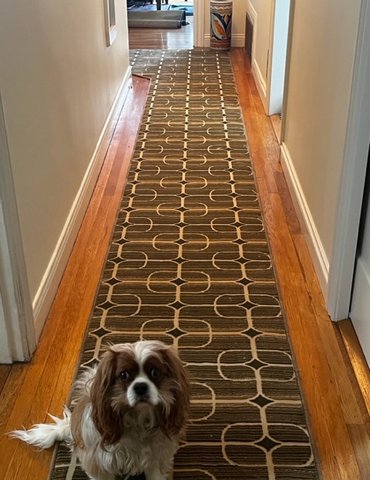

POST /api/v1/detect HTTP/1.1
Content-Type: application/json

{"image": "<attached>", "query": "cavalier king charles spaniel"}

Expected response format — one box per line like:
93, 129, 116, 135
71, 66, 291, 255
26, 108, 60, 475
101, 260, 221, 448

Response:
11, 340, 191, 480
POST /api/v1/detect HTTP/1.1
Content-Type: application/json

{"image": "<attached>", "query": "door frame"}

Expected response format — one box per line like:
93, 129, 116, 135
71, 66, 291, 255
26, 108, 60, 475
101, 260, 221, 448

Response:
193, 0, 205, 47
327, 0, 370, 320
0, 96, 36, 363
266, 0, 292, 116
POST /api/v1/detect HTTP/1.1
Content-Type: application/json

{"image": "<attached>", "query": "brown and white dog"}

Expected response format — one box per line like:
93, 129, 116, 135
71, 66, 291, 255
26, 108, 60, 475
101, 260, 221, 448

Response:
11, 340, 191, 480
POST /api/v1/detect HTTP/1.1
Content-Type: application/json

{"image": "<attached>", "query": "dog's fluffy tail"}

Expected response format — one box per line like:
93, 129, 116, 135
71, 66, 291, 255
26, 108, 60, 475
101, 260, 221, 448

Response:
9, 407, 72, 449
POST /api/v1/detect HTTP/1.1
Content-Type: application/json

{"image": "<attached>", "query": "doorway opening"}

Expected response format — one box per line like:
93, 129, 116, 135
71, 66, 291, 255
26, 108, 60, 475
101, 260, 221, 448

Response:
127, 0, 195, 49
267, 0, 292, 142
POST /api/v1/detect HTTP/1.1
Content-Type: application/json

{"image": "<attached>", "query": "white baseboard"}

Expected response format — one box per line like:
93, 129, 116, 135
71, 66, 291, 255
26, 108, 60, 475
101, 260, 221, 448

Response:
232, 34, 246, 48
252, 57, 268, 112
203, 34, 246, 48
246, 2, 268, 112
280, 142, 329, 298
33, 67, 132, 339
248, 1, 257, 25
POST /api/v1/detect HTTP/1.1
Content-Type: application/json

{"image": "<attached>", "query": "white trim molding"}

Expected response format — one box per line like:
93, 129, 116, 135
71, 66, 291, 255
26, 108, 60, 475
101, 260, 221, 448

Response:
280, 142, 330, 297
252, 57, 267, 110
247, 2, 268, 112
104, 0, 118, 46
204, 33, 246, 48
33, 67, 133, 339
266, 0, 291, 116
248, 0, 257, 54
194, 0, 205, 47
0, 96, 36, 363
327, 0, 370, 321
232, 34, 247, 48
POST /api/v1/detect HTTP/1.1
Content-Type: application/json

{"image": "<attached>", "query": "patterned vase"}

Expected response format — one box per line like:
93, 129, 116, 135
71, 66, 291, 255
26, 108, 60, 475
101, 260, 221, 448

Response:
210, 0, 233, 50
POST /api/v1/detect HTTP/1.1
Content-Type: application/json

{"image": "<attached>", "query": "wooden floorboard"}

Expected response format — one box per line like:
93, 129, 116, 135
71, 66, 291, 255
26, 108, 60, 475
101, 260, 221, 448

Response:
0, 46, 369, 480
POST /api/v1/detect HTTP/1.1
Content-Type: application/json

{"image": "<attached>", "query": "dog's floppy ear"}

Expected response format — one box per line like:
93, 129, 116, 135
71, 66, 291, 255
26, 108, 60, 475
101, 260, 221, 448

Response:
90, 349, 123, 445
158, 346, 191, 437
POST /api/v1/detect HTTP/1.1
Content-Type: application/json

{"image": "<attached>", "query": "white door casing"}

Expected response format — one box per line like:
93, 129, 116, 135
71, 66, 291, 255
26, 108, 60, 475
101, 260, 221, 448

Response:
193, 0, 205, 47
267, 0, 291, 116
327, 0, 370, 322
0, 96, 36, 363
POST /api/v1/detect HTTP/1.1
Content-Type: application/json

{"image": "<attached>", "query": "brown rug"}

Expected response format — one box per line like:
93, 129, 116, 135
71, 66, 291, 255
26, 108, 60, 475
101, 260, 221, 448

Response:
50, 49, 319, 480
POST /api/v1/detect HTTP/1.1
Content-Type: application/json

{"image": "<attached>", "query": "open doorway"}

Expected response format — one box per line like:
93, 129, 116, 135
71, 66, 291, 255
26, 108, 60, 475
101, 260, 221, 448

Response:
267, 0, 292, 142
127, 0, 195, 49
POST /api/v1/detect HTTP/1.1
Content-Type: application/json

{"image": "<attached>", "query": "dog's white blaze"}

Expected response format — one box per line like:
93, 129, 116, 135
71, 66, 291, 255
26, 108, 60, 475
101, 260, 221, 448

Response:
127, 373, 160, 407
134, 340, 162, 364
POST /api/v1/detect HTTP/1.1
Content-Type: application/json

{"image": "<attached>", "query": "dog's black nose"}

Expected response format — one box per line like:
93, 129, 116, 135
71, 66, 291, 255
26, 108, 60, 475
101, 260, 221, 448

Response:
134, 382, 149, 396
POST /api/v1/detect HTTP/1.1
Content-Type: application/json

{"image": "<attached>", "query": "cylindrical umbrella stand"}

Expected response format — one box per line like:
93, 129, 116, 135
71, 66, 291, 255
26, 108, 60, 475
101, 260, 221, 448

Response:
210, 0, 233, 50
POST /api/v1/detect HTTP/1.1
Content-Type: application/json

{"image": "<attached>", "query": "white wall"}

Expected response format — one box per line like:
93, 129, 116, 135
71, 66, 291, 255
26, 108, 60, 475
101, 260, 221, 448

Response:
280, 0, 362, 296
0, 0, 130, 340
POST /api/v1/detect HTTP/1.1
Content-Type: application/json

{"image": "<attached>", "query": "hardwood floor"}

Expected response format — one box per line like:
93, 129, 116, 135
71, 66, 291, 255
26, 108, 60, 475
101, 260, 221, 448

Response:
0, 47, 369, 479
230, 48, 370, 480
270, 114, 282, 142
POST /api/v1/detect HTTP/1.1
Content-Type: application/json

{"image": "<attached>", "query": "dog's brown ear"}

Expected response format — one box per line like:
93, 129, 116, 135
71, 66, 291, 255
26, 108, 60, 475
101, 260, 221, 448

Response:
90, 350, 123, 445
158, 346, 191, 437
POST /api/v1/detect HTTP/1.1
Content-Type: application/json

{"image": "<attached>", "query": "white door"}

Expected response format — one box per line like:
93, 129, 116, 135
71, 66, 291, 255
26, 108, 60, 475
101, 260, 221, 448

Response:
350, 152, 370, 367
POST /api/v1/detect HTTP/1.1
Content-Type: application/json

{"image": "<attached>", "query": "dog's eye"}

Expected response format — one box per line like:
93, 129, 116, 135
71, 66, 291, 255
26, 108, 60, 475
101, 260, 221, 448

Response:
150, 368, 160, 379
120, 371, 130, 381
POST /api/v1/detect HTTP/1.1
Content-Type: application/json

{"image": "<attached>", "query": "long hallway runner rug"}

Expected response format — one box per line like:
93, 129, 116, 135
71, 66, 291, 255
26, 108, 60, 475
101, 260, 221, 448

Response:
50, 49, 319, 480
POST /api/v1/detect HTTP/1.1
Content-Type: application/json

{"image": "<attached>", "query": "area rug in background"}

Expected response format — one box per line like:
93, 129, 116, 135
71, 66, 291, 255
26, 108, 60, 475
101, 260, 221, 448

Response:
170, 3, 193, 16
128, 10, 186, 29
50, 49, 319, 480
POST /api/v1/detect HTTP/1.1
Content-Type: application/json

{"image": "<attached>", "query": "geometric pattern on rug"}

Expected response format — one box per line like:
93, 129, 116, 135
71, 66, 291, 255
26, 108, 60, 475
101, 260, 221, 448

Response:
50, 49, 319, 480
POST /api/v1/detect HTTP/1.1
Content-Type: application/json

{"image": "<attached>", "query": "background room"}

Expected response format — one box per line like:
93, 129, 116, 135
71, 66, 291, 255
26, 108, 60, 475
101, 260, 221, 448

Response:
127, 0, 194, 49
